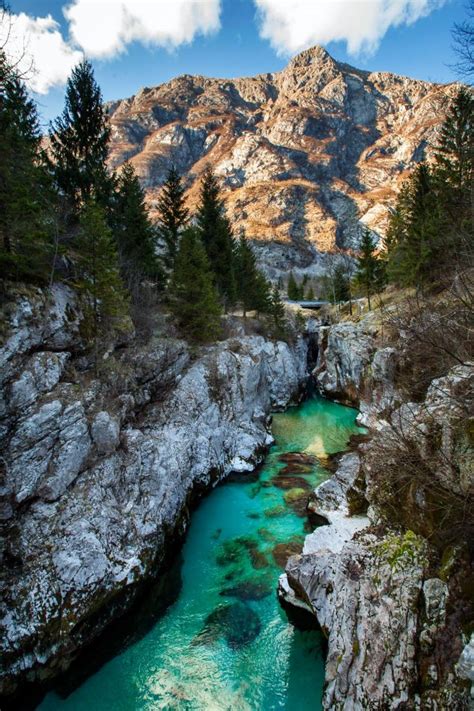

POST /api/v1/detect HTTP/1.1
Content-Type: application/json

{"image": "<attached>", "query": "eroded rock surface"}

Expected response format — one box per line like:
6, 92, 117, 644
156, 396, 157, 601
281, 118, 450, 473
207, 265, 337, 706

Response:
0, 285, 308, 695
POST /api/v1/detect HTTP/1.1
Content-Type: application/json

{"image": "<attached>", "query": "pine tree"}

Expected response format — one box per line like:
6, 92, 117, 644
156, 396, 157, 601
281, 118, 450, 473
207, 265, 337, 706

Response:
387, 164, 440, 288
333, 263, 351, 302
0, 53, 53, 282
50, 60, 112, 212
235, 234, 270, 316
169, 227, 222, 343
270, 284, 286, 330
114, 162, 162, 292
287, 272, 299, 300
355, 229, 380, 309
157, 166, 189, 270
76, 200, 129, 349
306, 285, 315, 301
196, 167, 236, 309
254, 271, 273, 314
435, 88, 473, 200
433, 88, 473, 254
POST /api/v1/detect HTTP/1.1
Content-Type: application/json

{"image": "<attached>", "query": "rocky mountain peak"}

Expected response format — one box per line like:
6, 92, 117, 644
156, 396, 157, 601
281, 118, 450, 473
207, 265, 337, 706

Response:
286, 44, 336, 70
106, 50, 458, 279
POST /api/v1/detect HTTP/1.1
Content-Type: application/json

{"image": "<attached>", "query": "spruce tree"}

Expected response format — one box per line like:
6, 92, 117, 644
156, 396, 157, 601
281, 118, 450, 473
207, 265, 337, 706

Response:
76, 200, 129, 349
254, 271, 273, 314
270, 284, 286, 331
169, 227, 222, 343
157, 166, 189, 270
50, 60, 112, 212
287, 272, 299, 300
0, 53, 53, 282
435, 88, 473, 200
235, 234, 269, 316
114, 162, 162, 291
355, 229, 380, 309
434, 88, 473, 255
196, 167, 236, 309
387, 164, 440, 288
333, 263, 351, 302
306, 285, 315, 301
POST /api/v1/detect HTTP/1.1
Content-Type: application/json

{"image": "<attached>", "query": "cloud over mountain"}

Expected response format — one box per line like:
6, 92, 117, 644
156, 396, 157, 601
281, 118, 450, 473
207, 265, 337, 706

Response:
254, 0, 447, 55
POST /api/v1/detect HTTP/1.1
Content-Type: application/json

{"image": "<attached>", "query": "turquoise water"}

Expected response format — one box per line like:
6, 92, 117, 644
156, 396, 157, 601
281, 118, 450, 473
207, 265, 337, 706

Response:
39, 397, 364, 711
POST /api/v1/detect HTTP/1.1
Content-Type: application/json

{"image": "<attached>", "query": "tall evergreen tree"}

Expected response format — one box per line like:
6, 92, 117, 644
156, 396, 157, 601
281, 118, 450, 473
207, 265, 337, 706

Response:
434, 88, 473, 249
157, 166, 189, 270
270, 284, 286, 331
287, 272, 299, 300
0, 52, 53, 282
114, 162, 162, 291
196, 167, 236, 309
75, 200, 129, 349
355, 229, 382, 309
235, 234, 269, 316
169, 227, 222, 343
333, 263, 351, 302
387, 164, 440, 288
50, 60, 112, 212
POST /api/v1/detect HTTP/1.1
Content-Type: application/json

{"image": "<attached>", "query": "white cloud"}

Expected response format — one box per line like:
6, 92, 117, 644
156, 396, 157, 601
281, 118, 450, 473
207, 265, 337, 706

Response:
0, 12, 82, 94
0, 1, 221, 94
63, 0, 222, 59
254, 0, 447, 56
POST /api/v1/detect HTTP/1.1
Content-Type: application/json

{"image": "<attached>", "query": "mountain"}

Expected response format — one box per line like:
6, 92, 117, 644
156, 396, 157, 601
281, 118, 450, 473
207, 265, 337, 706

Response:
107, 46, 458, 277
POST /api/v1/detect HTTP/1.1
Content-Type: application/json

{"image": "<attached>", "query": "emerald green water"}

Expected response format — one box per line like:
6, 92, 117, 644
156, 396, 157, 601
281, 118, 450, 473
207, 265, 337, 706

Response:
39, 397, 364, 711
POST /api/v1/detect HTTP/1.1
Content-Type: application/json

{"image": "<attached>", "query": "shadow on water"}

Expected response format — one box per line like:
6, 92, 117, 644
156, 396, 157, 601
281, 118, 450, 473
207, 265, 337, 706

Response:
3, 552, 184, 711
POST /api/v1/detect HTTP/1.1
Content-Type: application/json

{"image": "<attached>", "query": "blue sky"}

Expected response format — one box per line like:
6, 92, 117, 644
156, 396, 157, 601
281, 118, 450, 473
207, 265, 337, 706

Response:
6, 0, 467, 127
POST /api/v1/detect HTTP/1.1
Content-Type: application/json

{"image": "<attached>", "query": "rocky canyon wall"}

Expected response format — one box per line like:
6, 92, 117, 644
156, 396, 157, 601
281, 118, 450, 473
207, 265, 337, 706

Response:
0, 285, 308, 698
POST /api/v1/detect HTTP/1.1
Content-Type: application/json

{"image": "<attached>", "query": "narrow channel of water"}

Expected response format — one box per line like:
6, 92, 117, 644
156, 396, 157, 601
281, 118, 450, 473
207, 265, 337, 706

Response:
39, 396, 364, 711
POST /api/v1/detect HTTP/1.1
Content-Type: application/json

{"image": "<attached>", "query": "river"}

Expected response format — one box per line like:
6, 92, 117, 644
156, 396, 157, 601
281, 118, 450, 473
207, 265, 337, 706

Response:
39, 396, 364, 711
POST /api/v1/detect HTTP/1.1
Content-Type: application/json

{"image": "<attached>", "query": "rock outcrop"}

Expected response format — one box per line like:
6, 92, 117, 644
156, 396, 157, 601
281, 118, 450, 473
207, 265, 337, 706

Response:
0, 285, 308, 697
106, 45, 458, 277
279, 311, 473, 709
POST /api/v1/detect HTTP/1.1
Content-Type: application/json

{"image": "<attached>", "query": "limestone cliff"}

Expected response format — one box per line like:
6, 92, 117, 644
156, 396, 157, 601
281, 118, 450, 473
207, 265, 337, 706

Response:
107, 46, 458, 277
0, 285, 308, 697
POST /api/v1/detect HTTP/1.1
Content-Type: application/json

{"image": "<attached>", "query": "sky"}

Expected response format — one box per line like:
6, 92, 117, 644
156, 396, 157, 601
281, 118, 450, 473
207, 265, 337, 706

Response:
2, 0, 467, 128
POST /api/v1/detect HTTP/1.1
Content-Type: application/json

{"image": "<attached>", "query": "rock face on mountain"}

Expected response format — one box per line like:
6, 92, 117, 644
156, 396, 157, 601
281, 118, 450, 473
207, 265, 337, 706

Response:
107, 46, 458, 276
0, 285, 308, 697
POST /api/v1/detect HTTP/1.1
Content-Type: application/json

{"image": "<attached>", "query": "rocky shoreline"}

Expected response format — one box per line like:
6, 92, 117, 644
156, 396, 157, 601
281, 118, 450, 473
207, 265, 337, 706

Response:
279, 312, 474, 709
0, 284, 309, 699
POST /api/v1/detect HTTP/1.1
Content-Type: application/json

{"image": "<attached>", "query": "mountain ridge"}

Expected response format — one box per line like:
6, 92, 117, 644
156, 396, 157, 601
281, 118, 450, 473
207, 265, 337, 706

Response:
106, 45, 459, 277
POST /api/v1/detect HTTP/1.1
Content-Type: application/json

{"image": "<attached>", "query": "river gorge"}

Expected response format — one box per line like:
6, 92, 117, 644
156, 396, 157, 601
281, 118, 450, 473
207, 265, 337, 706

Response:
37, 396, 364, 710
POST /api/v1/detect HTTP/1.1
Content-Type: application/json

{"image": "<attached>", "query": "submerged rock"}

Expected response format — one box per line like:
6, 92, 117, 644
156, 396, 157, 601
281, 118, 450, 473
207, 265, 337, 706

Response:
271, 475, 312, 491
220, 578, 272, 601
279, 463, 314, 475
264, 505, 287, 518
284, 488, 310, 517
278, 452, 317, 466
272, 538, 304, 568
250, 549, 270, 570
199, 603, 261, 649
